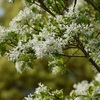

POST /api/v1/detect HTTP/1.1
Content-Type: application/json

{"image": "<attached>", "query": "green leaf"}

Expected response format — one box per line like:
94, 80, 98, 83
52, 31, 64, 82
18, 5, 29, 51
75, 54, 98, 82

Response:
94, 93, 100, 98
95, 13, 100, 21
0, 43, 6, 56
71, 92, 76, 99
88, 86, 94, 95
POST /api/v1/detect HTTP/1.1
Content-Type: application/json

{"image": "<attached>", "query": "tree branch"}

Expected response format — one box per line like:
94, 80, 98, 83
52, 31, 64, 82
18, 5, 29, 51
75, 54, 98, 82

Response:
95, 31, 100, 38
84, 0, 100, 13
63, 49, 81, 65
75, 36, 100, 72
73, 0, 77, 11
80, 45, 100, 72
37, 0, 55, 17
56, 53, 85, 57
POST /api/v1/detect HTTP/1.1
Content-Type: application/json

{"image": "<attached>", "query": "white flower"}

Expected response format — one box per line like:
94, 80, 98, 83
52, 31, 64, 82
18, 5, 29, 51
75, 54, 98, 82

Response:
24, 94, 33, 100
52, 66, 61, 74
72, 81, 89, 95
6, 47, 20, 62
74, 97, 88, 100
35, 83, 48, 94
8, 0, 14, 3
15, 61, 23, 74
95, 73, 100, 83
0, 26, 8, 42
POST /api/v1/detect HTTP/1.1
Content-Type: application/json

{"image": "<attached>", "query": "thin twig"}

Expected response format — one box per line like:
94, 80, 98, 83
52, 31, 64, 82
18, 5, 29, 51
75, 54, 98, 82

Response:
63, 48, 81, 65
27, 23, 34, 30
37, 0, 55, 17
56, 53, 85, 57
63, 47, 78, 50
95, 32, 100, 38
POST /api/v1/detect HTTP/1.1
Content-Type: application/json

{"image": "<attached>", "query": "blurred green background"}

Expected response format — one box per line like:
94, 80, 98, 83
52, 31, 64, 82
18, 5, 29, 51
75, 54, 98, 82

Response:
0, 0, 95, 100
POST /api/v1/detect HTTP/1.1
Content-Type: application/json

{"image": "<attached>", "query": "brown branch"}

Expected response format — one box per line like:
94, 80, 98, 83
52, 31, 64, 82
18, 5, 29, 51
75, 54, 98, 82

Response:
27, 22, 34, 30
37, 0, 55, 17
95, 32, 100, 38
80, 45, 100, 72
63, 49, 81, 65
75, 36, 100, 72
7, 43, 15, 47
56, 53, 85, 57
84, 0, 100, 13
73, 0, 77, 11
63, 46, 78, 50
63, 43, 78, 50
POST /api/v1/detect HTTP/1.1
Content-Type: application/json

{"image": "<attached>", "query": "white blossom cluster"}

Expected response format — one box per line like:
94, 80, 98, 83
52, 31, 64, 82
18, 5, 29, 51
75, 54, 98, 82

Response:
85, 38, 100, 66
9, 5, 42, 37
24, 94, 33, 100
24, 73, 100, 100
24, 83, 64, 100
66, 73, 100, 100
0, 1, 99, 74
0, 26, 8, 43
4, 0, 100, 100
34, 83, 48, 94
48, 56, 63, 74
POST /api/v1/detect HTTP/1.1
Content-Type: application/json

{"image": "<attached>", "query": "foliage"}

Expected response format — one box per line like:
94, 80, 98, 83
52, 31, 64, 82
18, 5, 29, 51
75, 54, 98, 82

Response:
24, 73, 100, 100
66, 73, 100, 100
0, 0, 100, 99
24, 83, 64, 100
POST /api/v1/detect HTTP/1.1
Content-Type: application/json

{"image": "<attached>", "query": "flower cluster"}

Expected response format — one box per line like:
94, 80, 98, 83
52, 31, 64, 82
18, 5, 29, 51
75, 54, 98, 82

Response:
85, 38, 100, 66
66, 73, 100, 100
24, 83, 64, 100
24, 73, 100, 100
24, 94, 33, 100
3, 0, 100, 100
0, 0, 99, 74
